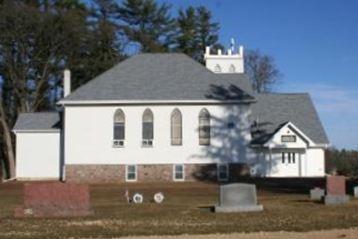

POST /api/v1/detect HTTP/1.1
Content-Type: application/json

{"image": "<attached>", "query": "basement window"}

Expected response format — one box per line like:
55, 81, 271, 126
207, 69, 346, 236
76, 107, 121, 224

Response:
126, 165, 137, 182
217, 164, 229, 181
173, 164, 185, 181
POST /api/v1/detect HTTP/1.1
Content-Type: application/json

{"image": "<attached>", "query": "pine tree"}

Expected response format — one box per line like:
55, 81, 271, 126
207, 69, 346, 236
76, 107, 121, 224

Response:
117, 0, 176, 53
175, 6, 220, 63
83, 0, 124, 86
176, 7, 197, 57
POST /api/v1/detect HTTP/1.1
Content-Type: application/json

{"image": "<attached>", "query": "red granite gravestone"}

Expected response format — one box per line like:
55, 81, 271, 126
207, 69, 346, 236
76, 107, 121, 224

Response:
14, 182, 93, 218
324, 175, 349, 205
326, 175, 346, 195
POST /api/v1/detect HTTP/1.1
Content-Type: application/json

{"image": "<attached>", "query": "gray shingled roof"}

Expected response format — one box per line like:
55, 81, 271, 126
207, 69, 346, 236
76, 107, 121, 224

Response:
250, 93, 329, 145
61, 53, 254, 102
13, 112, 61, 131
218, 74, 253, 94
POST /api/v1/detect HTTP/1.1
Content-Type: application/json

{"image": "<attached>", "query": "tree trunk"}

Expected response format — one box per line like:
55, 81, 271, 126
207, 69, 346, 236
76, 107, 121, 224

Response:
0, 102, 15, 179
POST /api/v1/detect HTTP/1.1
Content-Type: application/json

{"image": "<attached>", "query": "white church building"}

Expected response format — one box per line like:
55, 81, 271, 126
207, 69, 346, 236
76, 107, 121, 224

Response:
13, 45, 329, 182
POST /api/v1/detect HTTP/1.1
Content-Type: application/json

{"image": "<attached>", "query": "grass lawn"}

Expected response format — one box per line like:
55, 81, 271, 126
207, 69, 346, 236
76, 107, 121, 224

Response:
0, 181, 358, 238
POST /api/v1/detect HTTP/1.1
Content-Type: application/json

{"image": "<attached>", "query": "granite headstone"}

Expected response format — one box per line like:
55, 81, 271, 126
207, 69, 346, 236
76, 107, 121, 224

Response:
324, 176, 350, 205
14, 182, 93, 217
353, 186, 358, 198
310, 187, 325, 201
215, 183, 263, 213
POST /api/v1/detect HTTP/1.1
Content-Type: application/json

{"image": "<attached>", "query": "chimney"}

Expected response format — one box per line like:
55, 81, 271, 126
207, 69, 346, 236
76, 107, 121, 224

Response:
63, 69, 71, 97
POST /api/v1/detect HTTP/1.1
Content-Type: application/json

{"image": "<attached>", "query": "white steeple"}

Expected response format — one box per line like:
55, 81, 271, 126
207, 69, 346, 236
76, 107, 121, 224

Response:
204, 40, 244, 74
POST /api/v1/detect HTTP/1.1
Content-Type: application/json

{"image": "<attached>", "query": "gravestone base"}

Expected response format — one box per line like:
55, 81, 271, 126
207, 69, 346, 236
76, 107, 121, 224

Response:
310, 188, 325, 200
324, 195, 350, 205
215, 204, 263, 213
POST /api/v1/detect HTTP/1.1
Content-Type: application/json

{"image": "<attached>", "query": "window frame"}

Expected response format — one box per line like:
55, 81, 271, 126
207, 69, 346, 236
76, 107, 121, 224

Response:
282, 152, 297, 164
292, 152, 296, 164
126, 165, 137, 182
217, 163, 229, 181
113, 109, 125, 148
142, 108, 154, 147
229, 64, 236, 73
173, 164, 185, 181
199, 108, 211, 146
281, 135, 297, 143
171, 109, 183, 146
214, 64, 222, 73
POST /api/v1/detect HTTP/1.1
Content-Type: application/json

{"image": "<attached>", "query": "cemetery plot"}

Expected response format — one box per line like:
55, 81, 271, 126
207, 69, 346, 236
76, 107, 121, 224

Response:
14, 182, 93, 218
0, 181, 357, 238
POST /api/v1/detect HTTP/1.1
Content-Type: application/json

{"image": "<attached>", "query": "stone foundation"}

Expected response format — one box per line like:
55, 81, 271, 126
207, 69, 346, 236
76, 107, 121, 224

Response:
65, 163, 249, 183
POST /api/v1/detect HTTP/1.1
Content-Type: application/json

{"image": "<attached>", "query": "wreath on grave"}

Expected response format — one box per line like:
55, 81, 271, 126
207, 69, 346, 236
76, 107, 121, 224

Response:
154, 192, 165, 203
133, 193, 143, 204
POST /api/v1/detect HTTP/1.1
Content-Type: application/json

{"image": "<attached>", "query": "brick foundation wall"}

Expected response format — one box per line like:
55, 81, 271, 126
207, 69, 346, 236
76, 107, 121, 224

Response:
65, 163, 249, 183
66, 165, 124, 183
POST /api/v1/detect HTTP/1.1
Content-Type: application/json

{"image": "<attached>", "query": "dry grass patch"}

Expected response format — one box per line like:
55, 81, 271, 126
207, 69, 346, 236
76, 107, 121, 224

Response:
0, 182, 358, 238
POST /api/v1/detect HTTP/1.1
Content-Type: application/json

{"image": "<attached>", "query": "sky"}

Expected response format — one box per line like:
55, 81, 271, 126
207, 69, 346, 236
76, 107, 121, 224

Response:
156, 0, 357, 149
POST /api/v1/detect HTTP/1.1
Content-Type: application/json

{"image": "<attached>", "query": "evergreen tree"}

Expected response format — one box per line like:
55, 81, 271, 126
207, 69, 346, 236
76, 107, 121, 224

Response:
117, 0, 176, 53
195, 6, 220, 62
175, 6, 220, 63
81, 0, 124, 87
176, 7, 196, 57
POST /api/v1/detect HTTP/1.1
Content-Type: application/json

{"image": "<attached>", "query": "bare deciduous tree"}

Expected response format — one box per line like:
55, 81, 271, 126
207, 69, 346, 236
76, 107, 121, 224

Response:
245, 49, 281, 93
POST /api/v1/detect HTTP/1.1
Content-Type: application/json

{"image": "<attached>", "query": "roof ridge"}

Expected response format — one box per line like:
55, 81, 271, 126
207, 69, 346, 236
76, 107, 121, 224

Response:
134, 52, 186, 55
258, 92, 310, 96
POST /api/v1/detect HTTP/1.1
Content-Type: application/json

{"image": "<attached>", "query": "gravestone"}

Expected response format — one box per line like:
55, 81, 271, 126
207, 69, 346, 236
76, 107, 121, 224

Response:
215, 183, 263, 213
353, 186, 358, 198
310, 187, 325, 200
324, 176, 350, 205
14, 182, 93, 217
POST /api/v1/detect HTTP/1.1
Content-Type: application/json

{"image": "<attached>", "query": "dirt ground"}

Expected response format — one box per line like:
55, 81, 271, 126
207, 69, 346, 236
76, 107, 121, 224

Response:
120, 228, 358, 239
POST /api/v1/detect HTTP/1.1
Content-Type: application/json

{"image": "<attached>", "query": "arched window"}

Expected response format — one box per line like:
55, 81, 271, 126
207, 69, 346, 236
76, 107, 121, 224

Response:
142, 108, 154, 146
229, 64, 236, 73
171, 109, 182, 145
113, 109, 125, 147
199, 108, 210, 145
214, 64, 221, 73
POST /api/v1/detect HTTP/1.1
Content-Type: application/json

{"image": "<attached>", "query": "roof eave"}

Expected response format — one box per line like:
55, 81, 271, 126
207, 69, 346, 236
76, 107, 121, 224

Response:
57, 98, 256, 106
13, 129, 61, 134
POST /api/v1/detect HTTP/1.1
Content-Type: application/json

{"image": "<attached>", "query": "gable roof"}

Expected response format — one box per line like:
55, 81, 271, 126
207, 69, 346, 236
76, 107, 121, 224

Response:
13, 112, 61, 132
59, 53, 254, 104
250, 93, 329, 145
218, 74, 253, 94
